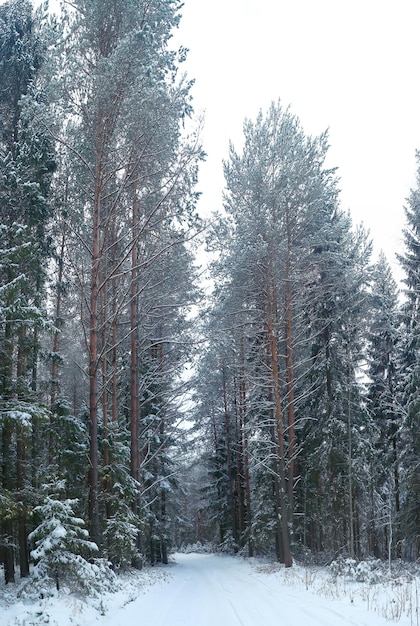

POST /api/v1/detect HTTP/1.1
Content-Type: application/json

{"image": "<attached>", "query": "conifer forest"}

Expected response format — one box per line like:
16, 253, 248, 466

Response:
0, 0, 419, 592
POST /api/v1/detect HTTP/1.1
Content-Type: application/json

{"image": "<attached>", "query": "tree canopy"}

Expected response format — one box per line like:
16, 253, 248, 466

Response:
0, 0, 419, 591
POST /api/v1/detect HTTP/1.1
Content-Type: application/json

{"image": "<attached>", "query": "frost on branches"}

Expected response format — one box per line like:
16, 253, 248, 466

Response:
23, 481, 115, 596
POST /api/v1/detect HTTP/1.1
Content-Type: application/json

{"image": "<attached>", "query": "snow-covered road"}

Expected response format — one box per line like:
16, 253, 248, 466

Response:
103, 553, 397, 626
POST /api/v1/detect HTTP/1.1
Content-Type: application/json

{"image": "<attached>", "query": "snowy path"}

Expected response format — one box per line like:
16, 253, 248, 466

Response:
102, 553, 395, 626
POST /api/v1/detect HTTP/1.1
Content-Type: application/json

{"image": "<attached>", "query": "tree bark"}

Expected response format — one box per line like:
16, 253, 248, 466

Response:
240, 336, 253, 557
16, 326, 29, 578
16, 422, 29, 578
285, 207, 296, 528
88, 145, 102, 549
1, 417, 15, 583
266, 272, 292, 567
130, 194, 140, 493
222, 364, 238, 548
129, 193, 143, 568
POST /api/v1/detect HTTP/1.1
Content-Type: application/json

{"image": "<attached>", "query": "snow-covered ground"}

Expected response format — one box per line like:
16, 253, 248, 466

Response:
2, 553, 419, 625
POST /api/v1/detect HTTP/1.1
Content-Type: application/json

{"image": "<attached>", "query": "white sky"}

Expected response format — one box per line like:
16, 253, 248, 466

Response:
174, 0, 420, 277
2, 0, 419, 277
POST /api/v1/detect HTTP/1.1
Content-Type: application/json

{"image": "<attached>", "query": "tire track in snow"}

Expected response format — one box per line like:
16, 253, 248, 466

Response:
101, 553, 398, 626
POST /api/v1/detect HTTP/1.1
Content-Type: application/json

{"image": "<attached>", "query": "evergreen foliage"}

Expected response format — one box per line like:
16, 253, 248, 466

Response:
193, 100, 417, 566
27, 480, 100, 593
397, 151, 420, 560
0, 0, 419, 595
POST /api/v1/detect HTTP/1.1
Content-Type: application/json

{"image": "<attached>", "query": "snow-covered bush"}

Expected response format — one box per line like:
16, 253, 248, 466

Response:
329, 557, 382, 583
179, 541, 214, 554
23, 481, 115, 596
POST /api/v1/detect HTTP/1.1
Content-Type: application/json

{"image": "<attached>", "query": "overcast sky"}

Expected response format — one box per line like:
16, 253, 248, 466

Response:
174, 0, 420, 277
3, 0, 419, 277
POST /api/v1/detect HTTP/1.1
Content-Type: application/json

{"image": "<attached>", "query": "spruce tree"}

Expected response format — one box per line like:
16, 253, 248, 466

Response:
397, 151, 420, 559
0, 0, 56, 583
367, 252, 402, 558
26, 480, 106, 594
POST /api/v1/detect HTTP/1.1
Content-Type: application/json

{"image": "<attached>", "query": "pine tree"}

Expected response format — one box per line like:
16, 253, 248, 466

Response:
38, 0, 204, 562
198, 101, 351, 565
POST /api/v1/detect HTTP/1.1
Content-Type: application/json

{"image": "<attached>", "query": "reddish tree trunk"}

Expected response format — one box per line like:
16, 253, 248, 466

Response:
130, 195, 140, 519
222, 364, 238, 548
130, 197, 139, 483
240, 336, 253, 557
88, 155, 101, 549
111, 227, 118, 424
266, 272, 292, 567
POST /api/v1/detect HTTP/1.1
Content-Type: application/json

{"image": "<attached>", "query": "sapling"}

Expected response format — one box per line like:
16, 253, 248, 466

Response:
25, 479, 112, 595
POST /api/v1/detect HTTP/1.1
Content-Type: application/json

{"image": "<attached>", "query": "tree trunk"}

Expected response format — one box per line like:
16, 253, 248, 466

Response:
16, 326, 29, 578
50, 208, 66, 403
266, 273, 292, 567
88, 154, 101, 549
240, 337, 253, 557
285, 208, 296, 528
234, 384, 244, 546
2, 519, 15, 584
49, 227, 66, 464
16, 422, 29, 578
2, 418, 15, 584
100, 264, 112, 522
159, 409, 168, 565
222, 364, 238, 548
130, 194, 140, 495
111, 225, 118, 425
347, 363, 355, 558
130, 193, 142, 567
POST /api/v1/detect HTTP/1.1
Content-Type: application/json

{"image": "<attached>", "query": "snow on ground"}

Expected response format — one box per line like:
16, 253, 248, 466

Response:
2, 553, 419, 626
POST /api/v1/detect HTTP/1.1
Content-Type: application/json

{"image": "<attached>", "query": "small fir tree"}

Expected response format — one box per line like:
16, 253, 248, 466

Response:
27, 480, 106, 594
